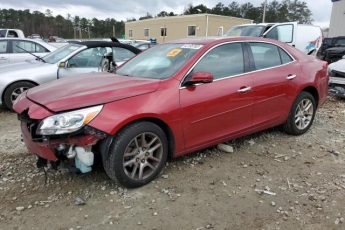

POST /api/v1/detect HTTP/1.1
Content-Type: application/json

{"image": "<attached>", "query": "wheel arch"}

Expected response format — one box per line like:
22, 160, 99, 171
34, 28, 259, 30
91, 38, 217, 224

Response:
113, 117, 176, 160
1, 80, 39, 103
300, 85, 319, 107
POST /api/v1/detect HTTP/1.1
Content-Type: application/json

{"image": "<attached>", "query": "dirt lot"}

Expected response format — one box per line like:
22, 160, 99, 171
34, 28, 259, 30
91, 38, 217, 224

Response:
0, 97, 345, 230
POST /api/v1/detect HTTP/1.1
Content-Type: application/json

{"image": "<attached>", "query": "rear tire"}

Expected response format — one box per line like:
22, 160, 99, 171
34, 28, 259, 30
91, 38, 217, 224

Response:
103, 121, 168, 188
3, 81, 36, 110
283, 91, 316, 135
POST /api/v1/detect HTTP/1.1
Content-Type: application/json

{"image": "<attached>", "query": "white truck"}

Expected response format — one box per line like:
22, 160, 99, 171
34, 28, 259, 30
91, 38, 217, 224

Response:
0, 29, 25, 38
225, 22, 323, 55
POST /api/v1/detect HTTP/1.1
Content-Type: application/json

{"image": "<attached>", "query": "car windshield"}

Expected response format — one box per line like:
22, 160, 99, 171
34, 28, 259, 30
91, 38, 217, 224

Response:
225, 25, 266, 37
42, 44, 82, 64
116, 43, 202, 79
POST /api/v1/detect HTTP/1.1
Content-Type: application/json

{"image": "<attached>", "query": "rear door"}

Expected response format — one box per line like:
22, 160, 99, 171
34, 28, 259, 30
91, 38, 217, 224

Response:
180, 42, 254, 150
247, 42, 300, 127
263, 22, 298, 48
0, 40, 9, 64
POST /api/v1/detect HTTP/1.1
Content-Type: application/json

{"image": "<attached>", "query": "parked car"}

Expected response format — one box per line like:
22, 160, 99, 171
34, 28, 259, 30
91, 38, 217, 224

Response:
328, 55, 345, 98
0, 28, 25, 38
324, 47, 345, 64
0, 41, 141, 109
13, 37, 328, 188
225, 22, 323, 55
134, 42, 157, 50
30, 34, 42, 39
0, 38, 56, 65
317, 36, 345, 61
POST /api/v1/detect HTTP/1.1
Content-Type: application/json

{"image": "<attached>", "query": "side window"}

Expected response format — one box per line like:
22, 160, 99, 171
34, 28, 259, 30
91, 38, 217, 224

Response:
68, 47, 107, 68
192, 43, 244, 79
35, 44, 49, 53
113, 47, 135, 63
13, 41, 36, 53
249, 42, 282, 70
265, 24, 293, 43
0, 41, 7, 53
278, 48, 293, 64
8, 30, 18, 37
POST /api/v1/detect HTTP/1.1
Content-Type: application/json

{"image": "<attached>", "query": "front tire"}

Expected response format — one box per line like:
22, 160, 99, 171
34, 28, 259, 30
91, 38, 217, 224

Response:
103, 121, 168, 188
3, 81, 36, 110
283, 91, 316, 135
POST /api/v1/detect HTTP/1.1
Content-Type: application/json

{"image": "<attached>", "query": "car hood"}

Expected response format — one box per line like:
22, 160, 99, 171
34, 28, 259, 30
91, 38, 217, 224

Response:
26, 73, 160, 112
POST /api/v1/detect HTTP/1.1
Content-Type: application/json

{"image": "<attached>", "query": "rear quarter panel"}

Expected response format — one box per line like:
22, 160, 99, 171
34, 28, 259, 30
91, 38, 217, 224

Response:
298, 58, 328, 106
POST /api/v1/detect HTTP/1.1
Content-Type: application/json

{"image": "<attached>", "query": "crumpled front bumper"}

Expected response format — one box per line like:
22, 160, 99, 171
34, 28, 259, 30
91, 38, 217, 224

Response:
15, 93, 106, 161
20, 122, 103, 161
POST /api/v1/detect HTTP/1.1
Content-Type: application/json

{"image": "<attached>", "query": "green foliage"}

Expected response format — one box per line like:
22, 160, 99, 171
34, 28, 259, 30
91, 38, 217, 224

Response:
0, 8, 125, 39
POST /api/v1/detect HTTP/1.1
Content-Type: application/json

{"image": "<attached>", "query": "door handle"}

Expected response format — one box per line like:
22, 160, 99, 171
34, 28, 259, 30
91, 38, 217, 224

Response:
286, 74, 297, 80
237, 86, 252, 93
0, 57, 7, 60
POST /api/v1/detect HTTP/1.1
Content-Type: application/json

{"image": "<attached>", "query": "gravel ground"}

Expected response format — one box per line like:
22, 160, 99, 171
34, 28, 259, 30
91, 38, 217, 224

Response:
0, 97, 345, 230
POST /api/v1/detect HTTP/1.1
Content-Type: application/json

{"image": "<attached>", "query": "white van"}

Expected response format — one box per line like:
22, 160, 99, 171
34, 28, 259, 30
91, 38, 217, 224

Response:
0, 29, 25, 38
225, 22, 323, 55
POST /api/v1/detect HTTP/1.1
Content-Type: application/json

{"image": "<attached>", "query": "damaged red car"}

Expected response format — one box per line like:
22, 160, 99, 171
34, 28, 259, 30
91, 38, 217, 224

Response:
13, 37, 329, 188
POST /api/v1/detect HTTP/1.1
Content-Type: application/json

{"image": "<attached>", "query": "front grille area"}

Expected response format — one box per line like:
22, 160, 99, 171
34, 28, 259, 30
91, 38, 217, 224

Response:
331, 70, 345, 79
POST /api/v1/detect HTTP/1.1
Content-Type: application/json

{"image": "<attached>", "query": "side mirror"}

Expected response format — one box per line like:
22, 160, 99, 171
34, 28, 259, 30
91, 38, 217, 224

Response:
58, 61, 68, 68
342, 55, 345, 59
185, 72, 213, 86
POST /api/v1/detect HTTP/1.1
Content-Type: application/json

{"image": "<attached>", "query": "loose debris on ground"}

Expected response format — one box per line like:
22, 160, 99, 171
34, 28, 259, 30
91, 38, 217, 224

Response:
0, 97, 345, 229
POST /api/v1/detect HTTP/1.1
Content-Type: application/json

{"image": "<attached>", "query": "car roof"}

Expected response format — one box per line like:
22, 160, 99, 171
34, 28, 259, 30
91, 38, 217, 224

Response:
170, 36, 278, 45
0, 37, 56, 50
69, 41, 141, 54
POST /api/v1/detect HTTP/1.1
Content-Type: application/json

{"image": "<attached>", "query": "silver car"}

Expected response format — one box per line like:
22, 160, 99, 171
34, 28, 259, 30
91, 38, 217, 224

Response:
0, 41, 141, 109
0, 38, 56, 64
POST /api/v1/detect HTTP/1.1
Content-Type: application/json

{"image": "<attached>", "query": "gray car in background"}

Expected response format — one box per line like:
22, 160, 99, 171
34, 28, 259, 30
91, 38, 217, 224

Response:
0, 41, 141, 109
0, 38, 56, 64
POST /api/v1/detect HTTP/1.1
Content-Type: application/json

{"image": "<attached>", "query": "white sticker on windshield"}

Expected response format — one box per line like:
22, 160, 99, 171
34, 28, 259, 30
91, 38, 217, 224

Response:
181, 44, 203, 49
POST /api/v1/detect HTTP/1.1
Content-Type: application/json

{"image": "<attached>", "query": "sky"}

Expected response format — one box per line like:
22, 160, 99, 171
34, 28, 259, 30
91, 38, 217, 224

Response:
0, 0, 333, 28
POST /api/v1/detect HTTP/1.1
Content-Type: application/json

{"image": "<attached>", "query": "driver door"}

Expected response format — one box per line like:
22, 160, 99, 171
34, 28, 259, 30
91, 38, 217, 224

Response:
58, 47, 109, 78
180, 43, 254, 150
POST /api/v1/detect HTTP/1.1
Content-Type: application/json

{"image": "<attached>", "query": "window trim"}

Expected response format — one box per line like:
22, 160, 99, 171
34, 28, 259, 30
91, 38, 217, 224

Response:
187, 25, 197, 37
128, 29, 133, 38
179, 41, 296, 89
144, 28, 150, 37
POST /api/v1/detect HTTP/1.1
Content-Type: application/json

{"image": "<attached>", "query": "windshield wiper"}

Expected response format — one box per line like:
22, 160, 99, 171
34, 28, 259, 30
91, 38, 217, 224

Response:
15, 45, 46, 63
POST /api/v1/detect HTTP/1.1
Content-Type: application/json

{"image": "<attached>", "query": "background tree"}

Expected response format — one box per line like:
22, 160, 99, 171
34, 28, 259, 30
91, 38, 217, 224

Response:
0, 1, 313, 39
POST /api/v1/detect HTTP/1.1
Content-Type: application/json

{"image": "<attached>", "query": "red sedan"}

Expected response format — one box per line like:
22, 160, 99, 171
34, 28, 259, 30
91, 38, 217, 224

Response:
13, 37, 329, 188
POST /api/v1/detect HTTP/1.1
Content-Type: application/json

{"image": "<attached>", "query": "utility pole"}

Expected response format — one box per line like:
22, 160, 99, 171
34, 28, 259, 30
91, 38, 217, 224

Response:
262, 0, 268, 23
113, 25, 115, 37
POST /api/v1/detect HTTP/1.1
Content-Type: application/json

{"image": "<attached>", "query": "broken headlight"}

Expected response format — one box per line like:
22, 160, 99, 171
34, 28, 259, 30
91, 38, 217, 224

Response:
36, 105, 103, 135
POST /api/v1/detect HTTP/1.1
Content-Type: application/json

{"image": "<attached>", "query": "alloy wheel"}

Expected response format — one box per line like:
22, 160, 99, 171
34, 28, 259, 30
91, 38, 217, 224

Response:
11, 87, 28, 102
294, 98, 314, 130
122, 132, 163, 180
